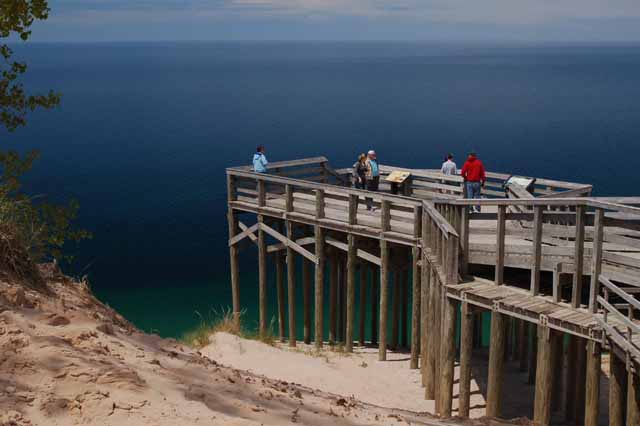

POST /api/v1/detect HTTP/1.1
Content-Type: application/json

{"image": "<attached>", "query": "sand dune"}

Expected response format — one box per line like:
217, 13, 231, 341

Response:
0, 269, 514, 426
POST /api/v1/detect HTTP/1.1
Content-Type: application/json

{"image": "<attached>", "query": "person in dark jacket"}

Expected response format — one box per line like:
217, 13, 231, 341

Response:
460, 151, 486, 212
352, 153, 367, 189
364, 150, 380, 210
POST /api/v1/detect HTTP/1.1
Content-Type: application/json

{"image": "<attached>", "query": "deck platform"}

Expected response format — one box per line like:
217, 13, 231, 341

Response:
226, 156, 640, 425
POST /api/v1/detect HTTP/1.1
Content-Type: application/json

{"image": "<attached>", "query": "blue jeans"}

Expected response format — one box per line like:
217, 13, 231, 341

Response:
466, 181, 482, 212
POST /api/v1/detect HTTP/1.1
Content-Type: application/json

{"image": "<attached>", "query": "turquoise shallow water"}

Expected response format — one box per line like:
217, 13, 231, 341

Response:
4, 41, 640, 338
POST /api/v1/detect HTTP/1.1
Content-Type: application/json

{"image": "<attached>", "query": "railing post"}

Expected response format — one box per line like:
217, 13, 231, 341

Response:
530, 205, 543, 296
257, 179, 266, 207
315, 189, 325, 219
381, 199, 391, 232
460, 206, 469, 275
448, 234, 459, 285
348, 193, 358, 225
589, 208, 604, 313
227, 173, 237, 202
285, 184, 293, 212
572, 205, 586, 308
496, 205, 506, 285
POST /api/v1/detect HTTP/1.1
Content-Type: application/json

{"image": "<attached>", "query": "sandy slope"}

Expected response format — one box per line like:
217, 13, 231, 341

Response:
202, 332, 489, 415
0, 269, 494, 426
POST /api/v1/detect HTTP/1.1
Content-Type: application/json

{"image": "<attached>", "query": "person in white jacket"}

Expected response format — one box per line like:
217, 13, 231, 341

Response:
441, 153, 457, 175
253, 145, 268, 173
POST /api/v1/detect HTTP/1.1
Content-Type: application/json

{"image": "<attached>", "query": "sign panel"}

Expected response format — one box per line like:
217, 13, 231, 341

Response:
385, 171, 411, 184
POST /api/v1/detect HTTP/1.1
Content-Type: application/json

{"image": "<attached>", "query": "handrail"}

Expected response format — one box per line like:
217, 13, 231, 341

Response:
227, 168, 424, 207
600, 276, 640, 311
422, 201, 458, 238
230, 156, 329, 172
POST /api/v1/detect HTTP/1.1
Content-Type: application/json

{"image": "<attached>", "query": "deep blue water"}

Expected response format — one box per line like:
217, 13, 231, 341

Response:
3, 42, 640, 337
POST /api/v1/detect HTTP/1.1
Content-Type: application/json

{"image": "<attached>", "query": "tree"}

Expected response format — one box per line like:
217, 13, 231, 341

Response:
1, 0, 60, 131
0, 0, 89, 275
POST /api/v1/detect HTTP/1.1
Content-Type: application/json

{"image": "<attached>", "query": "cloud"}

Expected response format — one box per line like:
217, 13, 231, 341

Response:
51, 0, 640, 23
39, 0, 640, 41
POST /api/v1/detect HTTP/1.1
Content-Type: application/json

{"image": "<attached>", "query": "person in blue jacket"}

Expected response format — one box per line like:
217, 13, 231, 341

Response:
253, 145, 268, 173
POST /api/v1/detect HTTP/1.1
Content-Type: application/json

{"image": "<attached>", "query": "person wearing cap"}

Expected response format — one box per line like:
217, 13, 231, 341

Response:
364, 150, 380, 210
460, 151, 486, 212
253, 145, 268, 173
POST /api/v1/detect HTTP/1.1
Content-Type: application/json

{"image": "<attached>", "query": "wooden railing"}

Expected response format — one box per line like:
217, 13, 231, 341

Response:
227, 164, 424, 245
228, 157, 640, 365
441, 198, 640, 309
597, 275, 640, 361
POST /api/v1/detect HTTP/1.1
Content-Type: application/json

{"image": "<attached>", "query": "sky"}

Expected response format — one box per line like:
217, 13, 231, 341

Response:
32, 0, 640, 42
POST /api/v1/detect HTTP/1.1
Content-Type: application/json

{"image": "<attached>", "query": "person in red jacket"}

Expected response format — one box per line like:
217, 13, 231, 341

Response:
460, 152, 486, 212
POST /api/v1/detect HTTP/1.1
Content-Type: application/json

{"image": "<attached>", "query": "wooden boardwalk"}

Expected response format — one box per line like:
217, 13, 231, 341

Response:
226, 156, 640, 425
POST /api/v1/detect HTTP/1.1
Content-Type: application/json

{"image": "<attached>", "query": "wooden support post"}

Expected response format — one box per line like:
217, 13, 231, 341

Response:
438, 297, 457, 417
329, 251, 338, 345
302, 255, 312, 345
504, 317, 512, 361
410, 246, 421, 370
275, 250, 286, 342
495, 205, 506, 285
401, 269, 409, 349
487, 311, 506, 418
628, 370, 640, 426
533, 325, 557, 426
572, 205, 586, 308
286, 221, 297, 347
423, 263, 440, 400
531, 205, 543, 295
588, 208, 604, 313
258, 215, 268, 339
345, 234, 356, 352
551, 330, 563, 413
314, 225, 325, 349
338, 258, 346, 343
473, 312, 483, 349
528, 323, 538, 385
371, 266, 379, 346
359, 263, 367, 346
518, 319, 528, 372
609, 353, 627, 426
379, 240, 389, 361
458, 301, 473, 418
571, 337, 587, 424
391, 270, 400, 350
565, 335, 577, 420
584, 340, 601, 426
227, 209, 241, 328
430, 269, 442, 405
421, 261, 432, 390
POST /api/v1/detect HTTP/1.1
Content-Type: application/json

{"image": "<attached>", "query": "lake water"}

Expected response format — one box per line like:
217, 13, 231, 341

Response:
4, 42, 640, 337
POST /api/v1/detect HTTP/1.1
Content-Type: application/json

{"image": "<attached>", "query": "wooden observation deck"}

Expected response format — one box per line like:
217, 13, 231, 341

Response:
226, 156, 640, 425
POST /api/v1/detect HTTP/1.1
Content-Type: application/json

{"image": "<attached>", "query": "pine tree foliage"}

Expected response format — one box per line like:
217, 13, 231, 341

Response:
0, 1, 89, 272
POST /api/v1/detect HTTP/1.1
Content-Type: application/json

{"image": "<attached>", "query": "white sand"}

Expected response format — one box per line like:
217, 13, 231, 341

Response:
1, 273, 469, 426
202, 333, 487, 417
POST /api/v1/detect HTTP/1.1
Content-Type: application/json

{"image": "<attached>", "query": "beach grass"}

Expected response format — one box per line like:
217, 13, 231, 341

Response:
180, 308, 279, 349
